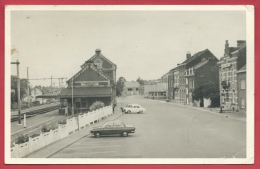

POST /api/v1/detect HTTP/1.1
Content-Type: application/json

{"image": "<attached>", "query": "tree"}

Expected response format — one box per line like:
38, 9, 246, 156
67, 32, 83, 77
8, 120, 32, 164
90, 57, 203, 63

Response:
136, 77, 144, 85
192, 82, 220, 107
11, 76, 29, 105
116, 77, 126, 96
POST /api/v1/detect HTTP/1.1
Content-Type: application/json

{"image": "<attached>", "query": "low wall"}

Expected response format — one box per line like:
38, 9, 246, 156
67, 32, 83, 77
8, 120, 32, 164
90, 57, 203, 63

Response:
11, 105, 113, 158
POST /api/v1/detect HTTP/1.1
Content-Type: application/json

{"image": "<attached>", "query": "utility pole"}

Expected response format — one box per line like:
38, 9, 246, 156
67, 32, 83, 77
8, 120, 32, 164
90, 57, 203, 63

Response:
71, 75, 74, 116
51, 75, 52, 87
11, 60, 21, 124
27, 67, 30, 107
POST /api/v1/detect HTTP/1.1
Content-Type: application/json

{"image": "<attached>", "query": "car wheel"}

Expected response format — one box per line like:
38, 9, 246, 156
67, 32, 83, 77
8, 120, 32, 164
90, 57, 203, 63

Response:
139, 110, 143, 114
127, 110, 131, 114
94, 132, 101, 138
121, 131, 128, 137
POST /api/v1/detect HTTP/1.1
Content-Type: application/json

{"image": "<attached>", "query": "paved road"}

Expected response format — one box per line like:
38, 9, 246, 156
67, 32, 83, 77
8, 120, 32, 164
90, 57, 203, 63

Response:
50, 95, 246, 158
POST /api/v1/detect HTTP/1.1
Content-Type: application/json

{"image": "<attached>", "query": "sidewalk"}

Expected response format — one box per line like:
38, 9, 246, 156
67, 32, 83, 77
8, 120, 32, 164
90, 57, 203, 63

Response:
25, 108, 123, 158
156, 99, 246, 122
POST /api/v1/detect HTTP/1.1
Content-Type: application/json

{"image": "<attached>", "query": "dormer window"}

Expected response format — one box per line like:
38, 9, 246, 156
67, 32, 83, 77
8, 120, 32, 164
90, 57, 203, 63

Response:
94, 59, 103, 69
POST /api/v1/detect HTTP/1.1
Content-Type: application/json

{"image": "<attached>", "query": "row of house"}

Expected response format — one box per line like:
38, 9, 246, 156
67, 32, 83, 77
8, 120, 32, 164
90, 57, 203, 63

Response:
140, 40, 247, 112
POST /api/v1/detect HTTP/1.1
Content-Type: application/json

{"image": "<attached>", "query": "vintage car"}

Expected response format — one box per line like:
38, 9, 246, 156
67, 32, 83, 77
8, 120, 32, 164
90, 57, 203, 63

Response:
122, 104, 146, 114
90, 120, 135, 137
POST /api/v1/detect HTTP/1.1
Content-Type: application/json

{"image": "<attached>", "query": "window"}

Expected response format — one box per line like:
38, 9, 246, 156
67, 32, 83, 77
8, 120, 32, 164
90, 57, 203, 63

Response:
241, 79, 246, 89
128, 88, 132, 91
241, 99, 245, 109
114, 121, 124, 127
94, 59, 103, 69
103, 121, 114, 128
75, 98, 88, 108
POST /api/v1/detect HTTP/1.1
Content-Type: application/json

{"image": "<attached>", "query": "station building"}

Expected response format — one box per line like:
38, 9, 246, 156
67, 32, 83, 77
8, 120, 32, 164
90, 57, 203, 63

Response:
58, 49, 117, 115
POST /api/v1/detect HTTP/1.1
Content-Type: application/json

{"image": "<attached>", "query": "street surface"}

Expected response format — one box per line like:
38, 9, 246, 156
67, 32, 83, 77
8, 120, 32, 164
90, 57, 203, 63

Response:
49, 95, 246, 158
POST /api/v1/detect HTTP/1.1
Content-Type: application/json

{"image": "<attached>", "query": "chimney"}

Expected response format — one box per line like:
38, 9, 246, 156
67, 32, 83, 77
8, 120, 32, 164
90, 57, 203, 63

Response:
95, 49, 101, 55
186, 51, 191, 60
237, 40, 246, 47
224, 40, 230, 56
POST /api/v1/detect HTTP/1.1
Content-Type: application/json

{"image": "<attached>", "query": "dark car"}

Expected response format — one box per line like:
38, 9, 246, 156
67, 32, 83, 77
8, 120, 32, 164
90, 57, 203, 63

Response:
90, 120, 135, 137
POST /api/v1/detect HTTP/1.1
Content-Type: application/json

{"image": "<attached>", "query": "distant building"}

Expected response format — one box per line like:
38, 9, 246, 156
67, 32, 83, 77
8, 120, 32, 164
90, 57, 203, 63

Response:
217, 40, 246, 112
31, 88, 46, 104
161, 72, 170, 99
167, 68, 175, 101
144, 82, 167, 99
124, 81, 140, 95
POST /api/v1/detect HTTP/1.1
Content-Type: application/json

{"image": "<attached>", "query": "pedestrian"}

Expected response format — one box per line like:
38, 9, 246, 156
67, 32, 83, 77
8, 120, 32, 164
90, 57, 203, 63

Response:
113, 103, 116, 113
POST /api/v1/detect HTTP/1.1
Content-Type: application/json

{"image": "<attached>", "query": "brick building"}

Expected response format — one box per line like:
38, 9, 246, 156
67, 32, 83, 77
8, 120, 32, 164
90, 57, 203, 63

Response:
217, 40, 246, 112
184, 50, 219, 107
169, 49, 219, 106
58, 49, 117, 115
237, 65, 246, 112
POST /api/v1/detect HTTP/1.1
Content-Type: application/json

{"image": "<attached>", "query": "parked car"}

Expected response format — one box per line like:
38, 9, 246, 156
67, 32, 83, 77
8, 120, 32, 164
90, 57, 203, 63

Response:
90, 120, 135, 137
122, 104, 146, 114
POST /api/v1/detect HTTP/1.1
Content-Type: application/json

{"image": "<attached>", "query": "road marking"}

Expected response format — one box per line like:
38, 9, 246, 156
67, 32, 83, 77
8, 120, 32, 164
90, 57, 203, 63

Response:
52, 151, 117, 157
11, 116, 56, 136
67, 145, 121, 149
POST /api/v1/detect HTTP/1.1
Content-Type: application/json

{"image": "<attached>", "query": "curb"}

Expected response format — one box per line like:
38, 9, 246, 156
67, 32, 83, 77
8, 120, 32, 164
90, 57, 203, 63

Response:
150, 99, 246, 122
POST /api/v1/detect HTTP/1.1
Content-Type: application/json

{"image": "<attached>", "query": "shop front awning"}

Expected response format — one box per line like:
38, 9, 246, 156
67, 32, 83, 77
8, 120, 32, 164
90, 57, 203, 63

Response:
58, 87, 112, 98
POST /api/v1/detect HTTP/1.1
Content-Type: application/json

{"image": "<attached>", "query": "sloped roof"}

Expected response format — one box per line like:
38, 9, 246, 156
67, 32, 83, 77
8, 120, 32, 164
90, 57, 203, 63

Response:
67, 63, 112, 85
182, 49, 208, 64
237, 64, 246, 73
58, 87, 112, 98
88, 51, 116, 66
194, 60, 209, 70
36, 90, 61, 98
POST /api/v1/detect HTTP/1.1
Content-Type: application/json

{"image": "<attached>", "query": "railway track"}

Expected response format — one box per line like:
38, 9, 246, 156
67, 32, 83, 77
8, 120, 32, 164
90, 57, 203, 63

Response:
11, 104, 60, 122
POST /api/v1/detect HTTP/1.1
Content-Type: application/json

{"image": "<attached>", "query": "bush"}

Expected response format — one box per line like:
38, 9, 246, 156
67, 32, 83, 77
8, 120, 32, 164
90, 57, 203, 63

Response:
30, 133, 40, 138
89, 101, 105, 111
15, 134, 29, 144
58, 119, 67, 124
41, 125, 50, 132
49, 124, 58, 130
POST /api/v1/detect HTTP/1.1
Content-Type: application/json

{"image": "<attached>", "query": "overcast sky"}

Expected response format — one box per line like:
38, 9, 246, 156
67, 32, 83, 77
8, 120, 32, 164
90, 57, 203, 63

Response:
10, 9, 246, 87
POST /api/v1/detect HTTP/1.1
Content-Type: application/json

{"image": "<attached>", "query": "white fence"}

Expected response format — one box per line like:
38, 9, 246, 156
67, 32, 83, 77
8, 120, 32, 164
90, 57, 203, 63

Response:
11, 105, 113, 158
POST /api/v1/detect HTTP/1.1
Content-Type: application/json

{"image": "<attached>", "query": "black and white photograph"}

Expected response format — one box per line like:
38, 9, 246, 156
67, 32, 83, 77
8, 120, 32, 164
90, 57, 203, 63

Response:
5, 5, 254, 164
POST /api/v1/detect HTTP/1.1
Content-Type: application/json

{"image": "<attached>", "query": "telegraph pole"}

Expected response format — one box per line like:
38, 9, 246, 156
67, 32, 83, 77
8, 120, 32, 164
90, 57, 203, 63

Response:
71, 75, 74, 116
11, 60, 21, 124
27, 67, 30, 107
51, 75, 52, 87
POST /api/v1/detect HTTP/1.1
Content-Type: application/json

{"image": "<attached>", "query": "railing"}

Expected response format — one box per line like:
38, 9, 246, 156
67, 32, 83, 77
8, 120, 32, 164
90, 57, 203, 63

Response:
11, 105, 113, 158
